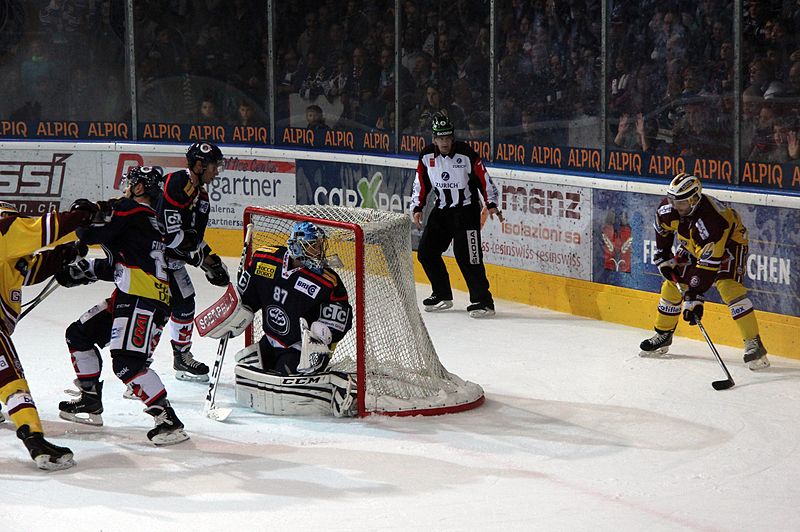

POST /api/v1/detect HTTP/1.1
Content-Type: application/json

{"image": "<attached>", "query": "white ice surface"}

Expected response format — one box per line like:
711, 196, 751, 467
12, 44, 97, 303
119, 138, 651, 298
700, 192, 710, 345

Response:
2, 258, 799, 531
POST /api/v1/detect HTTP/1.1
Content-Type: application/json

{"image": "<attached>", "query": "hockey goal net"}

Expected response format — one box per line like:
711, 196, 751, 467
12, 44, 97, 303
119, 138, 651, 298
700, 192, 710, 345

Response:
243, 205, 484, 417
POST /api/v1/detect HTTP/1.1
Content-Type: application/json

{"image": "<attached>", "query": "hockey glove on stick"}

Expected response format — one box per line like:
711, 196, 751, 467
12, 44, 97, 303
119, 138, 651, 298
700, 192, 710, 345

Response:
55, 258, 98, 288
201, 254, 230, 286
682, 293, 704, 325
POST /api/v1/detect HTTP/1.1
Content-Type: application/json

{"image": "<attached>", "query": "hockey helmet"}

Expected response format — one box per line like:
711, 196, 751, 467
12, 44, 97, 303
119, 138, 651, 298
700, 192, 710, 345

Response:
186, 142, 224, 169
287, 221, 328, 273
667, 172, 702, 216
0, 200, 19, 218
123, 166, 165, 197
431, 112, 454, 137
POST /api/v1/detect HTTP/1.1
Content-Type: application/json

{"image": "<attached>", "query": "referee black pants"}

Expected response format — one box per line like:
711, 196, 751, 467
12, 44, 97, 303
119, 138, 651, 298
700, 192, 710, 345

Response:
417, 203, 492, 305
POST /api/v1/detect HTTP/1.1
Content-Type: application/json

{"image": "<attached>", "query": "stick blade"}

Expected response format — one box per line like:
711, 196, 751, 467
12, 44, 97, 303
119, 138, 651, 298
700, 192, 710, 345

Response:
207, 407, 233, 422
712, 379, 735, 391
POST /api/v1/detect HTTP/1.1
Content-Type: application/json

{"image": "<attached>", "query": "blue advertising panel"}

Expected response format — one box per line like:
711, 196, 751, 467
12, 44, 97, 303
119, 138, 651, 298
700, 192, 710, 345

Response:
593, 189, 798, 316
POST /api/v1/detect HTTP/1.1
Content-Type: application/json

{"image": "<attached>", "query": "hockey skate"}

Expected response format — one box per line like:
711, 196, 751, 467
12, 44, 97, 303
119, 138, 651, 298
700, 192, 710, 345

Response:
639, 329, 673, 357
144, 402, 189, 446
58, 381, 104, 426
423, 294, 453, 312
173, 350, 210, 382
17, 425, 75, 471
467, 302, 495, 318
744, 335, 770, 371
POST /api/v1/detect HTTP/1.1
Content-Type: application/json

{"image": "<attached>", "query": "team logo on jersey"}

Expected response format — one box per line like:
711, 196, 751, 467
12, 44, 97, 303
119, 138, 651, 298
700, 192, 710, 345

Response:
266, 305, 290, 335
441, 171, 450, 181
429, 157, 435, 167
164, 209, 182, 232
238, 270, 251, 292
294, 278, 320, 298
198, 200, 210, 213
9, 288, 21, 303
255, 262, 276, 279
696, 218, 709, 240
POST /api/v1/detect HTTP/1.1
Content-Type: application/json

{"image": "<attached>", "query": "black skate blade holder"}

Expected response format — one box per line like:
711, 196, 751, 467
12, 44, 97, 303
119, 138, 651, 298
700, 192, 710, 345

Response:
672, 277, 735, 391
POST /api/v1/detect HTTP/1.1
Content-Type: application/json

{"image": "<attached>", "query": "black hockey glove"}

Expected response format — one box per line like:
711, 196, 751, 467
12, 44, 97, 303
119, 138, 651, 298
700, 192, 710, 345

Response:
201, 254, 230, 286
55, 258, 97, 288
54, 241, 89, 266
70, 198, 115, 227
653, 249, 679, 282
682, 293, 704, 325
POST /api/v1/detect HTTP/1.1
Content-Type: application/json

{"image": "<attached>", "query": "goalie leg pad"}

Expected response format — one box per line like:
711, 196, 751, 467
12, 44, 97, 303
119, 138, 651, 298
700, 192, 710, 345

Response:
234, 343, 263, 368
330, 372, 358, 418
234, 364, 332, 416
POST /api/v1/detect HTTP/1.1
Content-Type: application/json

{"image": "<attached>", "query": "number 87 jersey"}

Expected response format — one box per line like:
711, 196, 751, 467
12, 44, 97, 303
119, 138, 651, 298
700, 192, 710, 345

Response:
238, 245, 353, 351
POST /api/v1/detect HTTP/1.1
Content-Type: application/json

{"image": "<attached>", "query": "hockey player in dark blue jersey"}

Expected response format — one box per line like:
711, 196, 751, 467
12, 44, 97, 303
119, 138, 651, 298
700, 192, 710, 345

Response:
56, 166, 189, 445
237, 221, 353, 375
198, 220, 354, 416
157, 142, 230, 382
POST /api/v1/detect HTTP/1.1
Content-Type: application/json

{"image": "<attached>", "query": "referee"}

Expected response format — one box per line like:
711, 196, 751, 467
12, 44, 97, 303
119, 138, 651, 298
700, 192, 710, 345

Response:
411, 113, 504, 318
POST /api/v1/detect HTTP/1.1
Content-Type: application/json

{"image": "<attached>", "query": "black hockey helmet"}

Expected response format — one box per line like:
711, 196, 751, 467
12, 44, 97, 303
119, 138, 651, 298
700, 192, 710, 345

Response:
186, 142, 224, 169
124, 166, 165, 197
431, 112, 454, 137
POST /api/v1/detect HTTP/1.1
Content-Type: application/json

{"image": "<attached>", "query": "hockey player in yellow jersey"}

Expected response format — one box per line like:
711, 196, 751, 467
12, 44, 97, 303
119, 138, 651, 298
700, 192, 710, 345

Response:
0, 199, 101, 470
639, 173, 769, 370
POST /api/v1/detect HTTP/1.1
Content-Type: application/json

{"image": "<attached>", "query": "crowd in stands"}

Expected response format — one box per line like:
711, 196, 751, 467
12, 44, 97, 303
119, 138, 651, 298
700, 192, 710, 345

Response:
1, 0, 799, 166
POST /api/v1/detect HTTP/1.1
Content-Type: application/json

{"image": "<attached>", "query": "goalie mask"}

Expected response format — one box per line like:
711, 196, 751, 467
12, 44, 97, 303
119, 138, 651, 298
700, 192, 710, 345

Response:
123, 166, 165, 198
667, 172, 702, 217
287, 221, 328, 273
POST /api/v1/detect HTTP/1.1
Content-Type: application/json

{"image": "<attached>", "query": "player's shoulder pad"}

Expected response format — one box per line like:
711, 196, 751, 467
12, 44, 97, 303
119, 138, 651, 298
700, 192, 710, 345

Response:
112, 197, 154, 215
656, 197, 677, 220
320, 268, 341, 287
454, 140, 478, 158
419, 144, 436, 159
252, 244, 285, 260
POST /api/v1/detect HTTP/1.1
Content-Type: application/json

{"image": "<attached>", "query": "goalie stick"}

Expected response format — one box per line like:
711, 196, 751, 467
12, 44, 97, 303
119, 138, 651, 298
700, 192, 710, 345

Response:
672, 277, 734, 391
202, 222, 254, 421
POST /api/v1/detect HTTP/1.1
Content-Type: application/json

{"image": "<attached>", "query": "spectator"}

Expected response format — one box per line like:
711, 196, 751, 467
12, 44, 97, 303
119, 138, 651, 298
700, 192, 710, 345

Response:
197, 95, 221, 125
306, 104, 329, 147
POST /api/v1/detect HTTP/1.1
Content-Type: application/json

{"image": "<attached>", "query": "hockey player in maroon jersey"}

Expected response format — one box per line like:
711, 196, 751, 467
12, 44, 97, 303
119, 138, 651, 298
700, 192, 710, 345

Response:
56, 166, 189, 445
157, 142, 230, 382
639, 173, 769, 370
411, 113, 504, 318
0, 199, 100, 470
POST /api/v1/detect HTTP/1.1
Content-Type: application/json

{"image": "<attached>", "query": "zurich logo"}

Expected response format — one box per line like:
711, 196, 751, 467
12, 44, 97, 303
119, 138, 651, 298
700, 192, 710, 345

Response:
456, 157, 462, 163
442, 171, 450, 181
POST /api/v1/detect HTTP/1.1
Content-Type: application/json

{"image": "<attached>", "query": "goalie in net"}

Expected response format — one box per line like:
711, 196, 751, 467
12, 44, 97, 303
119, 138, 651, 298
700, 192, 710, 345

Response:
200, 220, 357, 417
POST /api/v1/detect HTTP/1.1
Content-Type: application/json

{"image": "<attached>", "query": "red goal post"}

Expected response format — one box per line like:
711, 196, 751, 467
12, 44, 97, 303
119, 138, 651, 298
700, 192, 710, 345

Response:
243, 205, 484, 417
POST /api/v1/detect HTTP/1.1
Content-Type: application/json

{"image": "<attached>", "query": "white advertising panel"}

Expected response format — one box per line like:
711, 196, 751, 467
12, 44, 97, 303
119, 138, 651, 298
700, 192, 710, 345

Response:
481, 177, 593, 281
0, 147, 296, 230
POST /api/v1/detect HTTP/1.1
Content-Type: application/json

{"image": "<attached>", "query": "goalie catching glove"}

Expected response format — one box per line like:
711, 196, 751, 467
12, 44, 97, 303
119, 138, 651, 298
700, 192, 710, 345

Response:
298, 318, 332, 375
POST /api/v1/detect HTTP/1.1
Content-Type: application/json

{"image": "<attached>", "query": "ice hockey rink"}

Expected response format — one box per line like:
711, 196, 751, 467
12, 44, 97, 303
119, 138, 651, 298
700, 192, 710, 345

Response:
2, 258, 799, 531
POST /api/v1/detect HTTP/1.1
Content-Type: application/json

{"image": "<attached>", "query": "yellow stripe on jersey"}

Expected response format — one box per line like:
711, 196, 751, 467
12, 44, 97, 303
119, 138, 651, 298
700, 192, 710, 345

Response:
114, 264, 170, 304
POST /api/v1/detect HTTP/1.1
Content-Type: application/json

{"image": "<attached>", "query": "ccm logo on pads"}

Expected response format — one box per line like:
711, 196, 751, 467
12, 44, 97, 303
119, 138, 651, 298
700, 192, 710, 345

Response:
294, 278, 320, 298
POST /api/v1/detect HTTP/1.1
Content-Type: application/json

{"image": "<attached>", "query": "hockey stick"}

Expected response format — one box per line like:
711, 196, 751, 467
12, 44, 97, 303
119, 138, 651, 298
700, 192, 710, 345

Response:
672, 278, 734, 391
18, 277, 59, 321
202, 222, 254, 421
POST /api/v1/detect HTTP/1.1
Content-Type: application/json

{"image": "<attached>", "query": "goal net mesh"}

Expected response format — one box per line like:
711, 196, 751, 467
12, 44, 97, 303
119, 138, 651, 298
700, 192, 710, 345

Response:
244, 205, 484, 416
